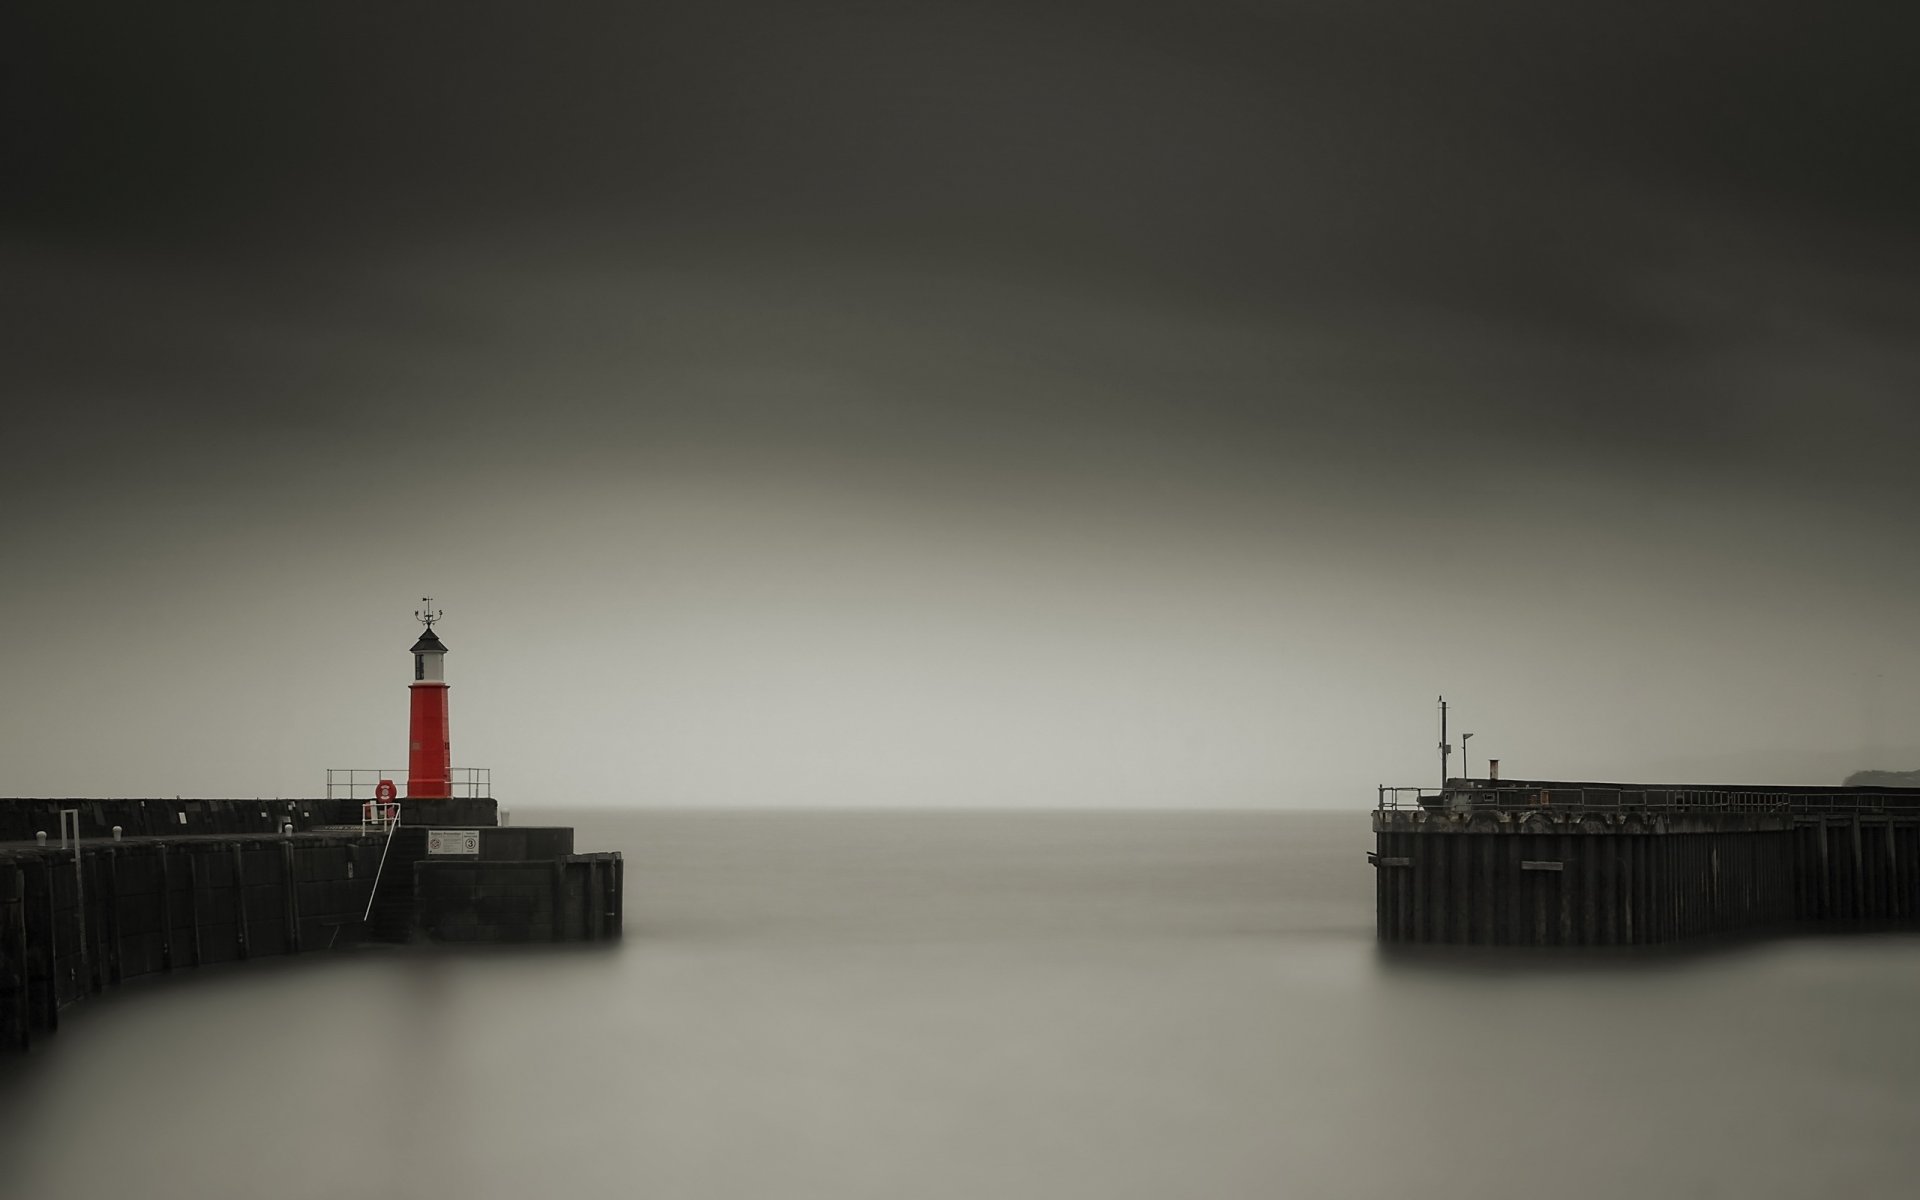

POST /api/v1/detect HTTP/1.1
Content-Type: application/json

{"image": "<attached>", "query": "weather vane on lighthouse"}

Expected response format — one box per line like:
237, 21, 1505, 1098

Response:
416, 597, 443, 631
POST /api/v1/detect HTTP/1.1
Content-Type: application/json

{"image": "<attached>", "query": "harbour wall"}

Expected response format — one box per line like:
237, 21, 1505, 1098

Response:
1373, 782, 1920, 947
2, 799, 623, 1050
1, 831, 383, 1049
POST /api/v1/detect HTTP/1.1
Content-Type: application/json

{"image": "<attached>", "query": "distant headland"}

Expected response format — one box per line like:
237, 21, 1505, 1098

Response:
1845, 769, 1920, 788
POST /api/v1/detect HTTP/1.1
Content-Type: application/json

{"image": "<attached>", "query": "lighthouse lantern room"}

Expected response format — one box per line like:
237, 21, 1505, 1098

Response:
407, 598, 453, 799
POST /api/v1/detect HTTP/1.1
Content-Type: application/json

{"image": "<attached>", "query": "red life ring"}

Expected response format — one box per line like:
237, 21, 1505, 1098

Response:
374, 779, 398, 802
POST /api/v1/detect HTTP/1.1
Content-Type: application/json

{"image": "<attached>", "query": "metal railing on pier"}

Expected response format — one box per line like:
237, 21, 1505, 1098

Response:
1377, 786, 1444, 810
325, 768, 491, 801
1377, 780, 1920, 818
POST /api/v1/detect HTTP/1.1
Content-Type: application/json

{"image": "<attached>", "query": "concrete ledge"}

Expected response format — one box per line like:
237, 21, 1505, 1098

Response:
0, 796, 501, 843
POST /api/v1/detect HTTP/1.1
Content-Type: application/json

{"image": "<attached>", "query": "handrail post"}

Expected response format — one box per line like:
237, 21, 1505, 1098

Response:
59, 809, 87, 985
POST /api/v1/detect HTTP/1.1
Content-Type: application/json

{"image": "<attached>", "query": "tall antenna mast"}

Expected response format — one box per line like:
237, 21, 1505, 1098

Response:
1438, 695, 1450, 790
415, 597, 443, 630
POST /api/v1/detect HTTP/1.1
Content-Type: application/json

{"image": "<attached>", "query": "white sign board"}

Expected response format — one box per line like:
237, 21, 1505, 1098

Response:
426, 829, 481, 856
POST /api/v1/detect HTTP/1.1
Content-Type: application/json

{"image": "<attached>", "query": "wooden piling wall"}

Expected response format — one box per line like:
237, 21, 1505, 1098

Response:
1792, 815, 1920, 924
2, 796, 626, 1051
0, 834, 384, 1048
1373, 812, 1920, 947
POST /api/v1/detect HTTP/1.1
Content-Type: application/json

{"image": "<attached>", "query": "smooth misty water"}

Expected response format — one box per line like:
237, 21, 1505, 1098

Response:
3, 809, 1919, 1200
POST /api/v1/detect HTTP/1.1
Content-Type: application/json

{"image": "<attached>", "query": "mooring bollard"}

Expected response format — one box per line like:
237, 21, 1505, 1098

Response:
282, 822, 294, 835
112, 826, 123, 841
35, 831, 47, 845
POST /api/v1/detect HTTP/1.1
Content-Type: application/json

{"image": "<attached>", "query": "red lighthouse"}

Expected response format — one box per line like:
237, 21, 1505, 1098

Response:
407, 599, 452, 799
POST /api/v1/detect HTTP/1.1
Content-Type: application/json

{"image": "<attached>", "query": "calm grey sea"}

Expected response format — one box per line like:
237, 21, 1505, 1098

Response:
3, 809, 1919, 1200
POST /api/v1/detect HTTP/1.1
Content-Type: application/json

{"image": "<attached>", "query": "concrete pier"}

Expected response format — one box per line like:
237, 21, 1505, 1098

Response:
1373, 780, 1920, 947
1, 797, 622, 1050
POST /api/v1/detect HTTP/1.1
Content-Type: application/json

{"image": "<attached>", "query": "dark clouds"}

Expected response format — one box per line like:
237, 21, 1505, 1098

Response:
9, 3, 1918, 449
14, 4, 1919, 253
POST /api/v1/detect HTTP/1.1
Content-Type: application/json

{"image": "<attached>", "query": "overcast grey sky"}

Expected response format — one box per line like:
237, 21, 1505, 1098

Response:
4, 2, 1917, 805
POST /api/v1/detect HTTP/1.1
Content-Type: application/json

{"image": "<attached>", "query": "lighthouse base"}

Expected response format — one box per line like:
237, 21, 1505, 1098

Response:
395, 796, 501, 828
